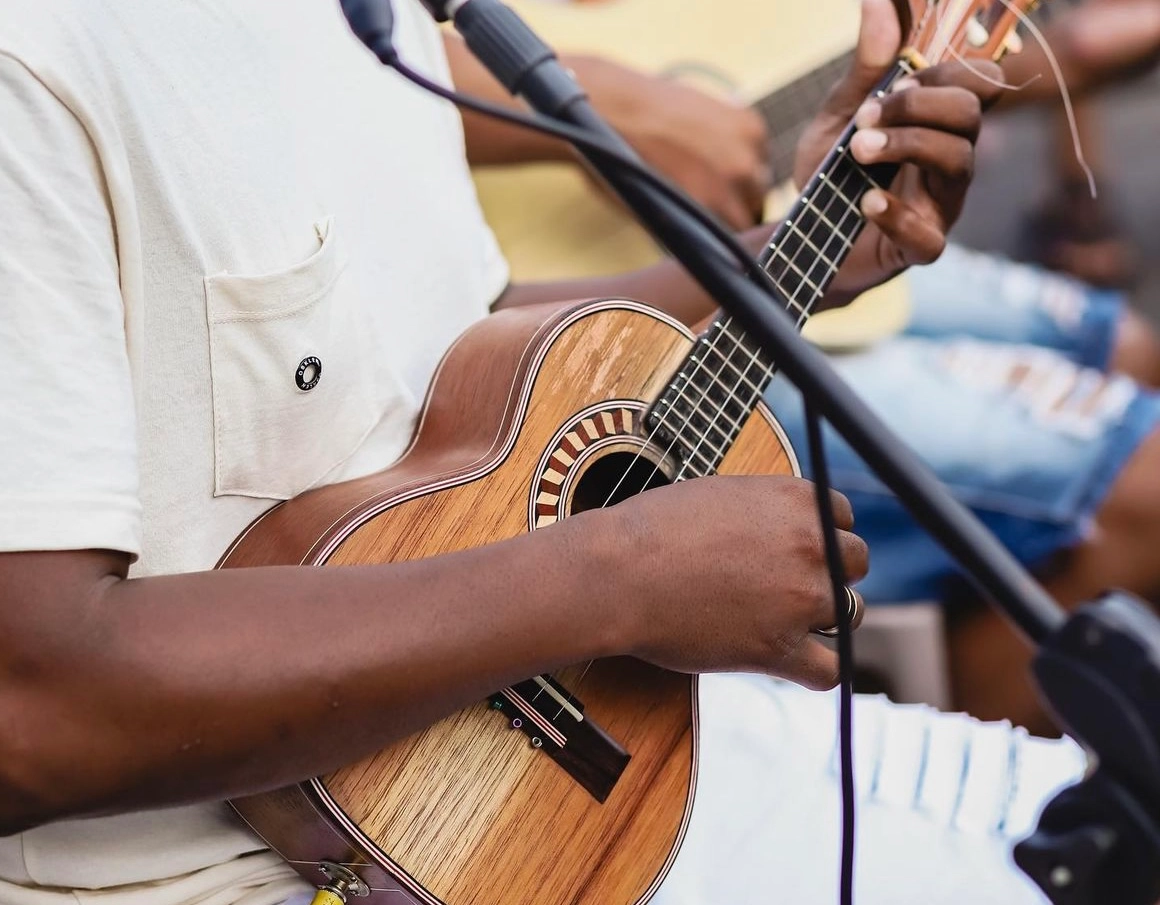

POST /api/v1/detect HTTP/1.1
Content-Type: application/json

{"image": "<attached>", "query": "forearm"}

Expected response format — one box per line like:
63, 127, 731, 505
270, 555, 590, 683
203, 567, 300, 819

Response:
496, 225, 777, 327
0, 517, 624, 833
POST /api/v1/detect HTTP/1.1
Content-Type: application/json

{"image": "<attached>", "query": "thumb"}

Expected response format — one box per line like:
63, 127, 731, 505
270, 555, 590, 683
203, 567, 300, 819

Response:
827, 0, 903, 114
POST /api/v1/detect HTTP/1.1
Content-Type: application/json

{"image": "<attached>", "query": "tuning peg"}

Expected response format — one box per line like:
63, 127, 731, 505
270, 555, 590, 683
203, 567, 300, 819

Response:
991, 26, 1025, 60
966, 17, 990, 47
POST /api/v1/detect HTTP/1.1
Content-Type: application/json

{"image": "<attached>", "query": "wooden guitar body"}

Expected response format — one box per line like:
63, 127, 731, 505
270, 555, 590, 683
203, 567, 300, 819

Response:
221, 298, 799, 905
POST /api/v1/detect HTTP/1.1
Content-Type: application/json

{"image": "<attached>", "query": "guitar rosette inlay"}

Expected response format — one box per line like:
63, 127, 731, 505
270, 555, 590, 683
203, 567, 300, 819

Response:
529, 400, 674, 529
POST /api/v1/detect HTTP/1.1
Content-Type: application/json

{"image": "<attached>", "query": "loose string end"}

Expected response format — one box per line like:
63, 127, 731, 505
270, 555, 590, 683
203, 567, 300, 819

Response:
994, 0, 1099, 199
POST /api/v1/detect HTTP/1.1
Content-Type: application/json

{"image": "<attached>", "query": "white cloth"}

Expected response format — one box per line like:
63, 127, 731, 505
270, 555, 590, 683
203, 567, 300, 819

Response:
0, 2, 1087, 905
0, 0, 505, 901
653, 677, 1086, 905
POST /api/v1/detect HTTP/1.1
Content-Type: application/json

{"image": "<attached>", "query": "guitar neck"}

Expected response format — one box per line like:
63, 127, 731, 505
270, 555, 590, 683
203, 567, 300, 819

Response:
758, 50, 856, 184
646, 63, 907, 481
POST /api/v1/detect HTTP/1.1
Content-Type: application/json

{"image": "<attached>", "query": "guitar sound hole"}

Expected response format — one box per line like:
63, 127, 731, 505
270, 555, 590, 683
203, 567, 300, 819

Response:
570, 450, 672, 514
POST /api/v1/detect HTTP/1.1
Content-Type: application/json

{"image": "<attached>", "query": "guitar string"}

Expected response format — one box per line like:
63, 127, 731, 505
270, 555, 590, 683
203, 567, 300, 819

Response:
550, 157, 867, 715
991, 0, 1097, 196
671, 152, 872, 484
763, 53, 854, 182
586, 281, 808, 516
669, 156, 870, 482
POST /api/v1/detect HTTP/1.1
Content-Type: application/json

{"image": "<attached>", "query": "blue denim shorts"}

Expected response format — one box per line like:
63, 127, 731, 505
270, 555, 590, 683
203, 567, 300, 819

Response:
764, 244, 1160, 601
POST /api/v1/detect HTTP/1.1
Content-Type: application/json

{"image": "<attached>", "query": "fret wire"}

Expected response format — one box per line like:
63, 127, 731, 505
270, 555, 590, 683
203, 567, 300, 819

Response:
782, 222, 841, 286
834, 149, 870, 199
673, 431, 727, 480
714, 318, 770, 376
824, 153, 870, 247
682, 321, 770, 461
663, 104, 884, 477
666, 380, 748, 437
781, 154, 865, 326
800, 153, 865, 265
817, 171, 863, 222
653, 409, 732, 462
810, 158, 861, 237
768, 269, 806, 314
795, 186, 857, 314
813, 156, 870, 288
836, 151, 874, 200
786, 220, 837, 268
642, 317, 748, 487
759, 234, 812, 315
798, 197, 853, 253
721, 320, 770, 367
713, 337, 771, 411
799, 209, 846, 292
661, 317, 767, 477
714, 323, 774, 409
767, 280, 808, 315
693, 346, 767, 398
769, 246, 824, 298
770, 194, 850, 306
683, 443, 719, 475
713, 324, 772, 404
668, 429, 725, 476
673, 323, 749, 419
766, 143, 865, 286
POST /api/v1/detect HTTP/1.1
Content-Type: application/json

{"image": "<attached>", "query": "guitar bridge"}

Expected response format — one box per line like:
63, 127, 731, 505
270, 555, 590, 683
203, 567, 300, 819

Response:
489, 675, 631, 803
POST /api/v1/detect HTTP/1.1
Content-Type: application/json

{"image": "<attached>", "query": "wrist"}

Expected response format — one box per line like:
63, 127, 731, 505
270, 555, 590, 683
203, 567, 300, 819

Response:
555, 507, 649, 662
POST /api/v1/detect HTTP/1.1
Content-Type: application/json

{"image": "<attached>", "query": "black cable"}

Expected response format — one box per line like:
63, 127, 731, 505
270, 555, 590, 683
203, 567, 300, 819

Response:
388, 45, 861, 905
806, 401, 857, 905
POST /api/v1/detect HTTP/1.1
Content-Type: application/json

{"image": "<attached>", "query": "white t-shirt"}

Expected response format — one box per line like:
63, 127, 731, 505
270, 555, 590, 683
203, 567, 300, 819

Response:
0, 1, 507, 902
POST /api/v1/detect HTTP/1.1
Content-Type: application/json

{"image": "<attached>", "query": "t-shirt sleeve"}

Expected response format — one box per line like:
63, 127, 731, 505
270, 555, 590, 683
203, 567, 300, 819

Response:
0, 52, 141, 556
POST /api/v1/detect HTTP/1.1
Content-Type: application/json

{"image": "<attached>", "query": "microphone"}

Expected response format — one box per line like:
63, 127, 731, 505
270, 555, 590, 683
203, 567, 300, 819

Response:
339, 0, 398, 63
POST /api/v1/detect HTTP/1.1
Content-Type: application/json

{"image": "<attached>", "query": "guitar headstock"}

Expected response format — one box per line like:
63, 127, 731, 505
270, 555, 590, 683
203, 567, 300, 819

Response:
894, 0, 1041, 67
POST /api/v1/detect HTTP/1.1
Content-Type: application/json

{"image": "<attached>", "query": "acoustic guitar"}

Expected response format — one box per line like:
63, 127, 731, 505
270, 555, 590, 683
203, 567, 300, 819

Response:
221, 3, 1033, 903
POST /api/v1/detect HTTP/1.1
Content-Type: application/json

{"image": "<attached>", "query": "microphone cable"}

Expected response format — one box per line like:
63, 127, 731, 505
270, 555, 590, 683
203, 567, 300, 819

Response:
806, 401, 858, 905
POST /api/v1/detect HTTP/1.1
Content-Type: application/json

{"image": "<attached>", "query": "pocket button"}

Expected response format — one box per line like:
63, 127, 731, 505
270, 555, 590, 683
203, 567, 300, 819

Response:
296, 356, 323, 392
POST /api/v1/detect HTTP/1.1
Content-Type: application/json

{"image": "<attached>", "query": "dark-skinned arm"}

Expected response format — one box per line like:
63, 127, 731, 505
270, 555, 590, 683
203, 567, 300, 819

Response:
0, 476, 866, 835
0, 524, 620, 834
446, 34, 771, 230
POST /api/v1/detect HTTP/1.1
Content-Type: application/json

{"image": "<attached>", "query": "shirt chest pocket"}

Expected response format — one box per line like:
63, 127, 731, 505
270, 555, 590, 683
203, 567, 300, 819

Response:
205, 217, 392, 500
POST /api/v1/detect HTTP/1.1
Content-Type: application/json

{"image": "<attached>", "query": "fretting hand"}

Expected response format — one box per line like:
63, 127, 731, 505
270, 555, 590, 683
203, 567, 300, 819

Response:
796, 0, 1004, 308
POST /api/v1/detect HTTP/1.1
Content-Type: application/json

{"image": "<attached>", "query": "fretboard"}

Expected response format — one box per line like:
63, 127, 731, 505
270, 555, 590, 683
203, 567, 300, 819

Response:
646, 64, 907, 481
